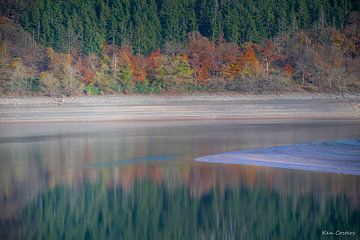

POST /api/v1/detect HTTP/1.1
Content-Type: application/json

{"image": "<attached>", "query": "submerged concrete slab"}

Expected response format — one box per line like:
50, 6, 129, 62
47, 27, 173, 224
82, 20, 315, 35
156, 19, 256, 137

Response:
195, 139, 360, 176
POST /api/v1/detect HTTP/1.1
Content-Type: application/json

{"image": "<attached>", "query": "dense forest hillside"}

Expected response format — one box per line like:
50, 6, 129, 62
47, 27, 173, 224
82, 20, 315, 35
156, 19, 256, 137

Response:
0, 1, 359, 96
1, 0, 359, 54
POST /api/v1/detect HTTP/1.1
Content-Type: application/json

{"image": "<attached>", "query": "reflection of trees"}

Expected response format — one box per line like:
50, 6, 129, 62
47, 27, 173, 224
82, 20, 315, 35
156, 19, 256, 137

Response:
1, 179, 359, 240
1, 127, 360, 226
2, 158, 360, 221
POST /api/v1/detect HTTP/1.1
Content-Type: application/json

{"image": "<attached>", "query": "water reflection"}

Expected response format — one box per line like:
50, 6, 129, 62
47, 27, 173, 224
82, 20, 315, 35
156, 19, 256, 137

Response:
0, 120, 360, 239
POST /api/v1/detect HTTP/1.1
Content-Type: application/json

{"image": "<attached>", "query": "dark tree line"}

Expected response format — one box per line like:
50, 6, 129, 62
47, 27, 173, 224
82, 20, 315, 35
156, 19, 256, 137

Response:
1, 180, 359, 239
1, 0, 358, 55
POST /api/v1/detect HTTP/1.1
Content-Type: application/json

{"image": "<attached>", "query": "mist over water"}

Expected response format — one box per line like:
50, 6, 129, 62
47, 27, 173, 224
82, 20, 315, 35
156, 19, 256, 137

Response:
0, 120, 360, 239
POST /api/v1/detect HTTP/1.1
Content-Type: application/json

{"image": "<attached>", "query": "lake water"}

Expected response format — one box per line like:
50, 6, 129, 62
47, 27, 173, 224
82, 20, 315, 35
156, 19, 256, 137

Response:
0, 120, 360, 239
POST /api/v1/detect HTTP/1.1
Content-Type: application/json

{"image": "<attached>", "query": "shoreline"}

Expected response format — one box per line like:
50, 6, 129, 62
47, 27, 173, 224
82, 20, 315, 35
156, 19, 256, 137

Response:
0, 93, 359, 123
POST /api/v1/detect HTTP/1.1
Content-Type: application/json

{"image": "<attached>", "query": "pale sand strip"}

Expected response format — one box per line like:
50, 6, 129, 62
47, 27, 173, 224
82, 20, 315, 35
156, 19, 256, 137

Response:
0, 94, 359, 122
195, 139, 360, 176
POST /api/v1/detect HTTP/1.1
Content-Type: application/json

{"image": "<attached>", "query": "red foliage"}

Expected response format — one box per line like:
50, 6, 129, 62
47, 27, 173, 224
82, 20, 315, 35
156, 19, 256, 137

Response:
76, 58, 95, 84
261, 40, 274, 60
130, 54, 147, 82
186, 32, 215, 82
146, 48, 163, 81
260, 40, 283, 77
146, 48, 161, 77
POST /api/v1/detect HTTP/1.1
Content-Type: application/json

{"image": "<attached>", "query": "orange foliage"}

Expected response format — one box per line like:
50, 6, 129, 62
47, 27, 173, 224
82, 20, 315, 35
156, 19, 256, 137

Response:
181, 53, 189, 62
330, 29, 346, 48
0, 39, 9, 59
117, 47, 133, 66
216, 42, 240, 79
218, 43, 260, 79
225, 53, 245, 79
115, 47, 152, 82
212, 44, 262, 79
244, 45, 260, 71
148, 48, 161, 69
283, 64, 293, 77
185, 33, 264, 80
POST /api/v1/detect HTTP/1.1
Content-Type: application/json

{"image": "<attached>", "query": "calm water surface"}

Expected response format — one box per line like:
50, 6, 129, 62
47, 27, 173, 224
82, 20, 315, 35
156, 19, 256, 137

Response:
0, 120, 360, 239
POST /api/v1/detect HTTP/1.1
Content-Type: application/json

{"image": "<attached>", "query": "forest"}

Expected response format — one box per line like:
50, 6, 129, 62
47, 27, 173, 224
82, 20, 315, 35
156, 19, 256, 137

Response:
2, 180, 359, 239
0, 0, 360, 95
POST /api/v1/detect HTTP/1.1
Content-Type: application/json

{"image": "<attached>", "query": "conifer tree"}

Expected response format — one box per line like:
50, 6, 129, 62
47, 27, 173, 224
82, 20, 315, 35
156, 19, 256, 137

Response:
10, 0, 359, 55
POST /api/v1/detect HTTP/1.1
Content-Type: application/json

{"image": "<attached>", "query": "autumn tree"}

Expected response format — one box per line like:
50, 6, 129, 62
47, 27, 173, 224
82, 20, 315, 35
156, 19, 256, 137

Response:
214, 36, 240, 80
40, 48, 80, 96
186, 32, 215, 83
7, 58, 33, 94
114, 47, 135, 93
241, 45, 260, 79
283, 64, 293, 78
0, 17, 43, 67
0, 39, 9, 63
151, 54, 194, 91
344, 12, 360, 57
146, 48, 161, 82
91, 48, 112, 94
76, 58, 95, 85
315, 34, 348, 90
62, 53, 80, 96
130, 55, 147, 82
260, 39, 283, 79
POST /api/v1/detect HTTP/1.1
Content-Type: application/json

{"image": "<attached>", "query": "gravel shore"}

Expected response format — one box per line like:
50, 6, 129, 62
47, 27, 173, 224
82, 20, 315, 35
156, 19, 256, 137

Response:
0, 93, 360, 122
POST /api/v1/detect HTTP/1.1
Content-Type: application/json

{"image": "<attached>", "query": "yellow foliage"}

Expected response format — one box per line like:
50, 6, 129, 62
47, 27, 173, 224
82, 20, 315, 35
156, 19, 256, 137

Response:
330, 31, 346, 48
0, 40, 9, 59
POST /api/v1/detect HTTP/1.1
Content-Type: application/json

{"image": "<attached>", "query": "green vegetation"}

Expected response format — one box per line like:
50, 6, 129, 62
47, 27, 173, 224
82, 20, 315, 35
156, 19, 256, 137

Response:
1, 0, 357, 54
1, 180, 359, 240
0, 1, 359, 95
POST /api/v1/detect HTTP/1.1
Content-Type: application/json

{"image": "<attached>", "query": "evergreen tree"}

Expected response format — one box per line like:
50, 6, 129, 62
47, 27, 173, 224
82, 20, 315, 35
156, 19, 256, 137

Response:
9, 0, 359, 55
297, 0, 311, 28
258, 0, 276, 38
195, 0, 221, 39
276, 0, 290, 33
111, 0, 131, 46
159, 0, 181, 43
130, 0, 161, 54
222, 1, 241, 43
179, 0, 198, 40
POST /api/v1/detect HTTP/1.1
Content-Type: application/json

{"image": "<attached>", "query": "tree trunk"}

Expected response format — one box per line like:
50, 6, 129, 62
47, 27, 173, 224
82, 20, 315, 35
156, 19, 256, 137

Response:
266, 62, 269, 79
